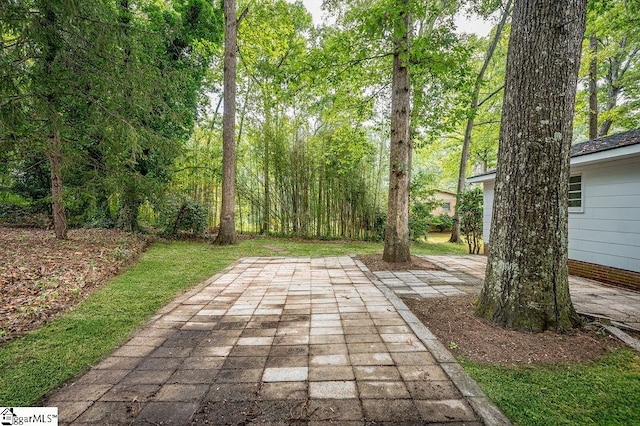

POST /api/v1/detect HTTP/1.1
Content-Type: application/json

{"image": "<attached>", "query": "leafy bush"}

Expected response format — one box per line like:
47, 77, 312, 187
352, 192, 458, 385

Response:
0, 202, 51, 228
409, 202, 432, 241
159, 195, 207, 237
458, 187, 483, 254
433, 213, 454, 232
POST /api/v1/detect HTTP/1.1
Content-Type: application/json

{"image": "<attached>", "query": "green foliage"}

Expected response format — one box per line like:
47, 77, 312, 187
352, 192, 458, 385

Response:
409, 202, 433, 241
457, 187, 483, 254
8, 157, 51, 214
0, 0, 223, 232
462, 349, 640, 425
409, 207, 455, 241
575, 0, 640, 139
433, 213, 454, 232
159, 195, 208, 237
0, 203, 51, 228
408, 170, 454, 240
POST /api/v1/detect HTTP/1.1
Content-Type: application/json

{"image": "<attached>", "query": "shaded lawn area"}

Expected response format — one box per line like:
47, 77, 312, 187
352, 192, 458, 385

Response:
0, 236, 466, 406
462, 351, 640, 426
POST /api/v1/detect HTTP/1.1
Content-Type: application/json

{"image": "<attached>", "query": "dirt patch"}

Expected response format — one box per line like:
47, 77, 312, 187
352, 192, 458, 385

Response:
0, 227, 151, 343
404, 295, 627, 365
357, 254, 442, 272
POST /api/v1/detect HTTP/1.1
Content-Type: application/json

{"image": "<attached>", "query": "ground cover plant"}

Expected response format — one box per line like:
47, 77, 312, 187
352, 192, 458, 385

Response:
0, 227, 465, 406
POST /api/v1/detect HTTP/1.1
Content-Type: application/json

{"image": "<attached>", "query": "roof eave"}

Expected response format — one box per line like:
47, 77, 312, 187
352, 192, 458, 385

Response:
467, 173, 496, 184
571, 143, 640, 166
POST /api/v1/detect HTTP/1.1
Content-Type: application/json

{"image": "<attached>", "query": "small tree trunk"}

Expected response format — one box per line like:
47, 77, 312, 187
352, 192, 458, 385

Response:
216, 0, 238, 245
383, 0, 411, 263
598, 42, 623, 137
451, 0, 512, 243
42, 7, 66, 240
476, 0, 586, 332
261, 109, 271, 234
588, 34, 598, 140
48, 126, 67, 240
118, 185, 141, 232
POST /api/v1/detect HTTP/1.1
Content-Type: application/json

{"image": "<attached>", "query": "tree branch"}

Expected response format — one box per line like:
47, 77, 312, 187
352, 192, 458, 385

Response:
477, 84, 505, 107
237, 6, 249, 26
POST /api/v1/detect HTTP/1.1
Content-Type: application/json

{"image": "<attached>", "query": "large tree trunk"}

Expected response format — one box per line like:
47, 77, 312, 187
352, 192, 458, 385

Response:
216, 0, 238, 245
383, 0, 411, 263
451, 0, 512, 244
476, 0, 586, 332
588, 34, 598, 140
49, 125, 67, 240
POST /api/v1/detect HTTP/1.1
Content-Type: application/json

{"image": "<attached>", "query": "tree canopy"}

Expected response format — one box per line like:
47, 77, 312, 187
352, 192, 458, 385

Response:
1, 0, 638, 243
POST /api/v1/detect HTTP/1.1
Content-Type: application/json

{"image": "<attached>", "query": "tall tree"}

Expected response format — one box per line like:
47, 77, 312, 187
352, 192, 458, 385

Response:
0, 0, 221, 234
41, 3, 68, 239
575, 0, 640, 138
588, 34, 598, 140
450, 0, 512, 243
0, 0, 117, 239
216, 0, 239, 244
476, 0, 587, 332
383, 0, 412, 262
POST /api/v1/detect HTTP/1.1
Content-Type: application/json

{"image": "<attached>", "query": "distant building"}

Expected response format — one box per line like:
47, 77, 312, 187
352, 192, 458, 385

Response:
431, 190, 457, 216
468, 128, 640, 291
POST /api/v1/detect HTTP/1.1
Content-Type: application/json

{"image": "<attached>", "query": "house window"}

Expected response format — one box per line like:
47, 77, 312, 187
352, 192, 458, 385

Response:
568, 174, 583, 213
442, 202, 451, 213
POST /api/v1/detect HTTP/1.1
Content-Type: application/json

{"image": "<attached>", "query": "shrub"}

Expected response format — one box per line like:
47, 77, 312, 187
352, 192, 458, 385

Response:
433, 213, 454, 232
0, 202, 51, 228
365, 211, 387, 242
457, 187, 483, 254
409, 202, 432, 241
159, 195, 207, 237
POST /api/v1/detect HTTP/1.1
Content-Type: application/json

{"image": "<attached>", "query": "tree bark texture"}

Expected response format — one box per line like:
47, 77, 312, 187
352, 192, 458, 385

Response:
49, 124, 67, 240
476, 0, 586, 332
451, 0, 512, 243
383, 1, 411, 263
216, 0, 238, 245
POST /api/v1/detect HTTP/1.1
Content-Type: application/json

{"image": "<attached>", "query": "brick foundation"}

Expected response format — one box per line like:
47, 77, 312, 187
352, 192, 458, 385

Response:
482, 245, 639, 292
568, 259, 640, 292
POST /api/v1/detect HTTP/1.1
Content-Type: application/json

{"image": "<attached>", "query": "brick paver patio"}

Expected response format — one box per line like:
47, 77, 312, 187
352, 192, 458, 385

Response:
413, 256, 640, 331
45, 256, 509, 425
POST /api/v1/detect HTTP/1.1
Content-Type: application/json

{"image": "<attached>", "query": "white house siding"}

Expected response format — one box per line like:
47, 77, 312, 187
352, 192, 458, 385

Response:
568, 157, 640, 273
482, 181, 494, 244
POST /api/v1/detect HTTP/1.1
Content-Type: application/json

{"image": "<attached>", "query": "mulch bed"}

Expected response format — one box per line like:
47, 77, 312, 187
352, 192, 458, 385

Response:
0, 227, 150, 343
360, 253, 629, 365
357, 254, 442, 272
404, 295, 627, 365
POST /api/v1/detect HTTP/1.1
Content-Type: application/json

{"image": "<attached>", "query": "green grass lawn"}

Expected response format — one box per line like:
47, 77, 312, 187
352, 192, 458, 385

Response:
461, 350, 640, 426
5, 236, 636, 426
0, 236, 466, 406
